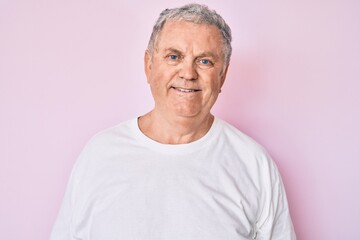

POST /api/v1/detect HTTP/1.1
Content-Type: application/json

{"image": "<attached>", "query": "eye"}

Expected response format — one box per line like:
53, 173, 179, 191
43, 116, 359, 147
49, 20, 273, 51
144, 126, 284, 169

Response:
200, 59, 210, 65
166, 54, 181, 65
168, 55, 178, 60
197, 58, 213, 68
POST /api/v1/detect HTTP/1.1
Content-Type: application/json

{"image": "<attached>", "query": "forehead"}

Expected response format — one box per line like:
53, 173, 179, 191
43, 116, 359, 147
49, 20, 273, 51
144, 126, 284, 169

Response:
156, 21, 223, 56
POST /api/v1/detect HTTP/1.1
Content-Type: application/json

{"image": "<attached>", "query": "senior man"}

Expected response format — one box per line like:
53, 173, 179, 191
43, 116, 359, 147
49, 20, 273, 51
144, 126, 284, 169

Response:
51, 3, 296, 240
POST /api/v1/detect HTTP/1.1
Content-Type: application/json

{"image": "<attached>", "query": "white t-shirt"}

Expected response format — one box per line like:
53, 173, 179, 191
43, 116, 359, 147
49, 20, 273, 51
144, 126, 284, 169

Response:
51, 118, 296, 240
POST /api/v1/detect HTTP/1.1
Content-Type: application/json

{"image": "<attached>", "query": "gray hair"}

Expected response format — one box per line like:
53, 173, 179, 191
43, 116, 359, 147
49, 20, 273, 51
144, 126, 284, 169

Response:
147, 3, 232, 67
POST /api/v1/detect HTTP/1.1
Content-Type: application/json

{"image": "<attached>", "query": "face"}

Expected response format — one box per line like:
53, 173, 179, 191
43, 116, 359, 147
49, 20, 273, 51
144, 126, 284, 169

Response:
144, 21, 228, 120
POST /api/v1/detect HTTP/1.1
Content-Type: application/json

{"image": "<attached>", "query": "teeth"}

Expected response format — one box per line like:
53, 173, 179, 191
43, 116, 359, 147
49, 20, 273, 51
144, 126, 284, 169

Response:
174, 87, 197, 92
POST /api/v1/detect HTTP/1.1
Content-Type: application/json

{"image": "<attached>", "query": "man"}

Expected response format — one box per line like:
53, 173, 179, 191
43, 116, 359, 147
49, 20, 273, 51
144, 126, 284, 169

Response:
51, 3, 296, 240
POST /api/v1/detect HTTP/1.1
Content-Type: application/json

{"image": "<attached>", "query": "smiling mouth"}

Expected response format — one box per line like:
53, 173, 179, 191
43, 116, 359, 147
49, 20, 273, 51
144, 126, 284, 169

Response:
171, 87, 200, 93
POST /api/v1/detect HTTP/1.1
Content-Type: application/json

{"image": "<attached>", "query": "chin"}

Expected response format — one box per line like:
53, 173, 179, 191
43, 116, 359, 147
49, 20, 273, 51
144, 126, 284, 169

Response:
172, 109, 203, 119
168, 103, 206, 119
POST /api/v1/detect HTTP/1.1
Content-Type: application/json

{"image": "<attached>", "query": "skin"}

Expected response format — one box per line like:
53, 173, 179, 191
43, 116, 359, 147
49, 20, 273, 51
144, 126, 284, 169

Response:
139, 20, 229, 144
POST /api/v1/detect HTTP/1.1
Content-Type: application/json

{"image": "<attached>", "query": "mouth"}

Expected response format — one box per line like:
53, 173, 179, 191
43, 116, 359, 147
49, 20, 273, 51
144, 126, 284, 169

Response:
171, 87, 201, 93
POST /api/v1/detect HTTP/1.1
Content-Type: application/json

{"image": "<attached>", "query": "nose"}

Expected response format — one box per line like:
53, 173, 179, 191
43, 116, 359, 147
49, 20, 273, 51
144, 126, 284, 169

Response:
178, 59, 198, 80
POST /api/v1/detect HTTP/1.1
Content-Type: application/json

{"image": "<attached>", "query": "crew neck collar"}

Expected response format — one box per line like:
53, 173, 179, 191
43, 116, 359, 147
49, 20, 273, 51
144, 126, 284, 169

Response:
131, 117, 221, 154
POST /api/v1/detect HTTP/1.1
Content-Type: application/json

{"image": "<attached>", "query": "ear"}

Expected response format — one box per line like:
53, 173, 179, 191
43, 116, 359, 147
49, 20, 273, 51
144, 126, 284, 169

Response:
220, 64, 229, 88
144, 50, 152, 83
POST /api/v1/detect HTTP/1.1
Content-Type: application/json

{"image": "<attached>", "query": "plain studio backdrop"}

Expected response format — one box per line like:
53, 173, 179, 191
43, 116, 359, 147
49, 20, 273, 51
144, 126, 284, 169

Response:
1, 0, 359, 239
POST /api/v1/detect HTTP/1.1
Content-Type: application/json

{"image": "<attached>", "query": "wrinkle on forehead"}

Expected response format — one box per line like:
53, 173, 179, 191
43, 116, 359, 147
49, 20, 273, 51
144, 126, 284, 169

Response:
153, 21, 223, 54
151, 21, 227, 73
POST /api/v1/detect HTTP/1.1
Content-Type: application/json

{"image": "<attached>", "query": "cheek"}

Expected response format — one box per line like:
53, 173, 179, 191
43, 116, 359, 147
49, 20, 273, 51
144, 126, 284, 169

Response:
148, 72, 170, 95
203, 74, 223, 91
203, 79, 223, 103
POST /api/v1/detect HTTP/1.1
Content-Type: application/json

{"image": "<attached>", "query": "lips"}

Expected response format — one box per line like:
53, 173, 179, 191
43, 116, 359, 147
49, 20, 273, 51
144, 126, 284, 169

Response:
171, 87, 200, 93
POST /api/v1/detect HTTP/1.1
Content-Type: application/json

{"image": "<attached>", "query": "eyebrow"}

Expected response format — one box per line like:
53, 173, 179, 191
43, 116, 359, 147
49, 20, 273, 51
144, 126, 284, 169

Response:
164, 48, 183, 55
196, 52, 218, 59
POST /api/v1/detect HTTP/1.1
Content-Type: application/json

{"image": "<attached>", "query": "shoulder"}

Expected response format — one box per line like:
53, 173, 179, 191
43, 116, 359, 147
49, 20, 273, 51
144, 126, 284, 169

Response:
66, 118, 139, 189
214, 118, 279, 177
86, 118, 137, 147
216, 118, 269, 157
73, 118, 138, 168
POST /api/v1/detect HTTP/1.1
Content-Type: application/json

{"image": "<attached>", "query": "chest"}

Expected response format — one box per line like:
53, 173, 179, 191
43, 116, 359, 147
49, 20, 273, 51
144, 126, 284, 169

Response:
73, 152, 261, 239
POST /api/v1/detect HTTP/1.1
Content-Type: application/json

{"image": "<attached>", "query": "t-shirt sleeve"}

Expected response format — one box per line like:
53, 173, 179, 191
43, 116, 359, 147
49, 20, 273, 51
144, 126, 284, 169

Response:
50, 170, 77, 239
255, 153, 296, 240
50, 146, 87, 240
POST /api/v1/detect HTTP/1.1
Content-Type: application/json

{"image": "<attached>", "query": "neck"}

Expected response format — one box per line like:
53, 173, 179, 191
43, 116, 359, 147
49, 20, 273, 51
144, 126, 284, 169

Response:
138, 111, 214, 144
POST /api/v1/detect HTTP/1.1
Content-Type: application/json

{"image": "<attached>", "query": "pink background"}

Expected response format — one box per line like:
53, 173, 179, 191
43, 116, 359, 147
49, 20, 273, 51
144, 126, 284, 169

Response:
1, 0, 359, 239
